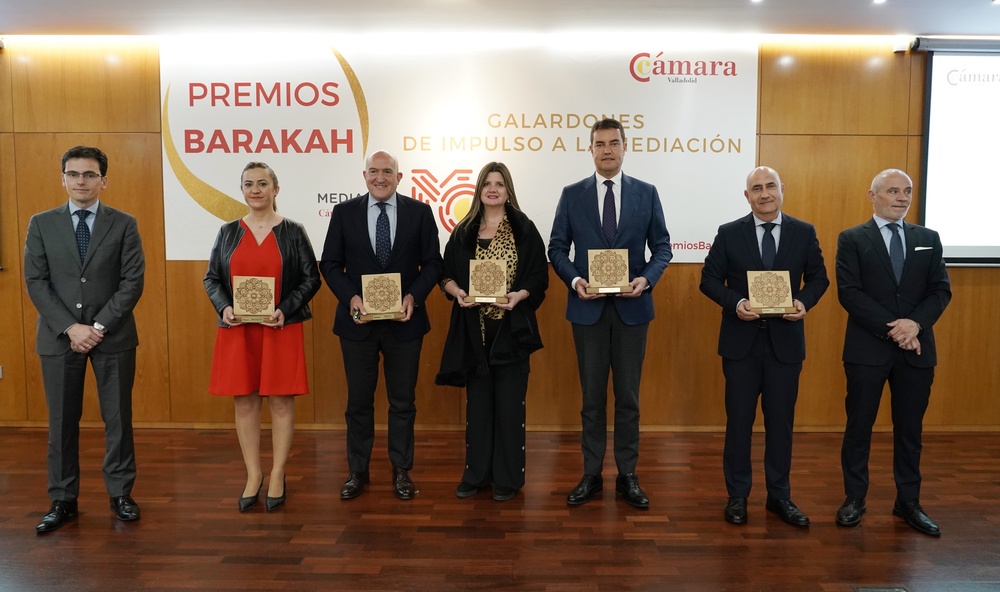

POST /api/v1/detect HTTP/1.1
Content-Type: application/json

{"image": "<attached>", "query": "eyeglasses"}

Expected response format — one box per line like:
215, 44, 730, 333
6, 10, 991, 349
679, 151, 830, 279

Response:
64, 171, 104, 181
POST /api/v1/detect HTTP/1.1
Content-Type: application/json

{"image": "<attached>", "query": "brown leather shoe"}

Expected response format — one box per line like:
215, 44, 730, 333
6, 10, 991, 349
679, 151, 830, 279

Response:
36, 500, 78, 533
340, 471, 369, 500
392, 467, 415, 500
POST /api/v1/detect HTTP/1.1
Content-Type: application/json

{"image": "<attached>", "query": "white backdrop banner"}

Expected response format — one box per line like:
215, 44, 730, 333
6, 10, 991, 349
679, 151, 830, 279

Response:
160, 34, 759, 262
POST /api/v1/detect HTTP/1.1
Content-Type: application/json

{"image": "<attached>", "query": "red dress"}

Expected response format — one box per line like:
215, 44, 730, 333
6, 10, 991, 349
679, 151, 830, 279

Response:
209, 221, 308, 396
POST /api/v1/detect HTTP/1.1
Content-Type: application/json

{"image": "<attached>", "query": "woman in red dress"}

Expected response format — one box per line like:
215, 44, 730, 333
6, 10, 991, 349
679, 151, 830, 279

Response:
204, 162, 320, 512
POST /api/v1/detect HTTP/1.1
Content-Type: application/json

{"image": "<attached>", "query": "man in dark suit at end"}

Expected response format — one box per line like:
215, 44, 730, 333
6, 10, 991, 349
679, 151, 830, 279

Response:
25, 146, 145, 533
548, 118, 672, 509
700, 166, 829, 527
835, 168, 951, 536
320, 150, 442, 501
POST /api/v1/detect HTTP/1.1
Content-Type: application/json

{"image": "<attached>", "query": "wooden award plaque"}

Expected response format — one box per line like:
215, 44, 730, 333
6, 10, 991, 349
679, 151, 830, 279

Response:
464, 259, 509, 304
586, 249, 631, 294
360, 273, 405, 321
232, 276, 276, 323
747, 270, 795, 316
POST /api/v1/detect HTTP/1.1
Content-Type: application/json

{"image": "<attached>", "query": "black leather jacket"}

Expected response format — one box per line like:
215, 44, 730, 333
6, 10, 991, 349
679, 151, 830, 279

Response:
204, 219, 321, 327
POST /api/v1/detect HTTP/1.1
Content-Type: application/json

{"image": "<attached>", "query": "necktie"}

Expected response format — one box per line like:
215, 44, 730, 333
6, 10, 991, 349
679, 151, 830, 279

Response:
761, 222, 776, 270
888, 222, 904, 282
375, 202, 391, 268
76, 210, 91, 262
602, 180, 616, 245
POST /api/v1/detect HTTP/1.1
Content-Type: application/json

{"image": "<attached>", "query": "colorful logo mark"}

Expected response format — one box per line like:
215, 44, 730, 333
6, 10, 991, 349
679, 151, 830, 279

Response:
411, 169, 475, 232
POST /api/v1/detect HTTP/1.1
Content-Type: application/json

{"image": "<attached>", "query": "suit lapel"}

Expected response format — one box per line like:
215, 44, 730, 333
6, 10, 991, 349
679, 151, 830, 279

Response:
862, 220, 896, 282
739, 214, 764, 269
772, 214, 793, 270
389, 193, 408, 265
616, 175, 637, 248
359, 194, 380, 264
579, 176, 602, 243
82, 205, 114, 270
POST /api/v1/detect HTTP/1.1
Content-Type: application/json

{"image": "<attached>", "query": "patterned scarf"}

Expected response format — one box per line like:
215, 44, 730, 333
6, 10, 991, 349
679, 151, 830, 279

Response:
476, 214, 519, 342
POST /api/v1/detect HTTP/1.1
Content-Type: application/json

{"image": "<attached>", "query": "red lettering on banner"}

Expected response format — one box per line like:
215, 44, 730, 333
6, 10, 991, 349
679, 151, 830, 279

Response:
185, 81, 341, 107
183, 129, 355, 154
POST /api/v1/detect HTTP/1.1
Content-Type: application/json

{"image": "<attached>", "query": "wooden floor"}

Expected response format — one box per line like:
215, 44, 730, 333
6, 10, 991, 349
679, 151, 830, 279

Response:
1, 428, 998, 592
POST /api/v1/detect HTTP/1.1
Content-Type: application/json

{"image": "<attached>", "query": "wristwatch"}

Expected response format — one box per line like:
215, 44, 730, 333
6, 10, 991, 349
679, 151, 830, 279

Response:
93, 322, 108, 335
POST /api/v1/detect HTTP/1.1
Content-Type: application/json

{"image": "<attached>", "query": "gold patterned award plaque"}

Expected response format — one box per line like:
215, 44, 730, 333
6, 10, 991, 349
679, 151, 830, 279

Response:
747, 270, 795, 316
232, 276, 276, 323
360, 273, 405, 321
586, 249, 631, 294
465, 259, 509, 304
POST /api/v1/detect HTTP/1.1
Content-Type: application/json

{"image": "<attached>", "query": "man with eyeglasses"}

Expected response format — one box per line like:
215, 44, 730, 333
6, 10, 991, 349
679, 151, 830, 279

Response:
24, 145, 146, 533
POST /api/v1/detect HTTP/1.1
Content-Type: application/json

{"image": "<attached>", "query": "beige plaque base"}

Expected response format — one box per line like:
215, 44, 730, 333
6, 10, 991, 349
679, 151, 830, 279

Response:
463, 295, 509, 304
586, 249, 630, 294
361, 273, 403, 321
233, 275, 276, 324
747, 270, 794, 317
467, 259, 508, 303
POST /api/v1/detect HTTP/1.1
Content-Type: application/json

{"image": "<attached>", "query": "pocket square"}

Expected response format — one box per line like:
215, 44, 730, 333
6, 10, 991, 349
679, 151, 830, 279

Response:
914, 246, 933, 251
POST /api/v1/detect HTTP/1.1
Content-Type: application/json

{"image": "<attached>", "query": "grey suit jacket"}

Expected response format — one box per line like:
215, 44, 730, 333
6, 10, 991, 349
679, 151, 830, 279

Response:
24, 202, 145, 355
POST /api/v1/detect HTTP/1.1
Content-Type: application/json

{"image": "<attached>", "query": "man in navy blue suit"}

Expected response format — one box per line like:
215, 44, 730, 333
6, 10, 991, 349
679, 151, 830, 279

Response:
700, 166, 828, 527
320, 150, 442, 501
835, 169, 951, 536
548, 118, 672, 509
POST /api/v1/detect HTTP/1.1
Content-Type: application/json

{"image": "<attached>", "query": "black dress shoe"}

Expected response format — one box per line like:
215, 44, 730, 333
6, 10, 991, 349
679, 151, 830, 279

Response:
566, 474, 603, 505
239, 478, 263, 512
765, 496, 809, 526
266, 476, 286, 512
492, 486, 517, 501
615, 473, 650, 509
724, 496, 748, 525
110, 496, 141, 521
340, 471, 369, 500
392, 467, 415, 500
893, 499, 941, 537
836, 496, 866, 527
456, 481, 481, 498
36, 500, 78, 533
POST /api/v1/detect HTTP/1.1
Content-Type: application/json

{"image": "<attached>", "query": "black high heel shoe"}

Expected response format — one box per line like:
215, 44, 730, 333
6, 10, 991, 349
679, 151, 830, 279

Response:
238, 478, 263, 512
266, 476, 286, 512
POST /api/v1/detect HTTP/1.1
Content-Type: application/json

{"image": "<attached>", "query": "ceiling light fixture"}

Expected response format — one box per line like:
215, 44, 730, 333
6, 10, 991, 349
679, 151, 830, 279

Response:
873, 0, 887, 4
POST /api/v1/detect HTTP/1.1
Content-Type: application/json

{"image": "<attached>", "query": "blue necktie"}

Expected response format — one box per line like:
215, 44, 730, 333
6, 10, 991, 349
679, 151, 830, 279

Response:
375, 202, 391, 268
761, 222, 776, 270
75, 210, 91, 262
602, 180, 616, 245
888, 222, 903, 282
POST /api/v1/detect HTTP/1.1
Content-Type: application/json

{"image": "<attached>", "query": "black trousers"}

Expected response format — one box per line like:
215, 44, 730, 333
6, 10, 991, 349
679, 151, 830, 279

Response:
721, 328, 802, 499
340, 323, 422, 473
571, 299, 648, 476
462, 359, 529, 490
842, 350, 934, 502
40, 348, 137, 502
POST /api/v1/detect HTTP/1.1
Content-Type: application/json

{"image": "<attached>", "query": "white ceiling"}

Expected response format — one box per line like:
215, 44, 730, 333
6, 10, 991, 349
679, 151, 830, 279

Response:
1, 0, 999, 37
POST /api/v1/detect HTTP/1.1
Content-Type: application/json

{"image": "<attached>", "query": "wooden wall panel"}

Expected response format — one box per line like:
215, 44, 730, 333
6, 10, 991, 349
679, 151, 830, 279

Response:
0, 133, 30, 421
8, 36, 160, 133
15, 133, 170, 423
759, 39, 911, 136
0, 45, 12, 132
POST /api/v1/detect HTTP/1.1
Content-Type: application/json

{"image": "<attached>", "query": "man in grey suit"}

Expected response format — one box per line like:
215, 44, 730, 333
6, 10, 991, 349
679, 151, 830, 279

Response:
549, 118, 672, 509
24, 146, 145, 533
835, 168, 951, 536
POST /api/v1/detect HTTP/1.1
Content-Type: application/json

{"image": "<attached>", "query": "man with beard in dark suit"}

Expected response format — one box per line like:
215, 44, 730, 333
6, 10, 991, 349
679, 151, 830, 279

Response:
700, 166, 828, 527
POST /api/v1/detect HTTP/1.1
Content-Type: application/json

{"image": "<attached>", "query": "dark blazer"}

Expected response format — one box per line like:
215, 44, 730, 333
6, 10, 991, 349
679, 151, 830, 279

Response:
548, 173, 672, 326
700, 213, 829, 364
436, 207, 549, 386
836, 219, 951, 368
320, 192, 443, 341
24, 203, 145, 355
204, 218, 320, 327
